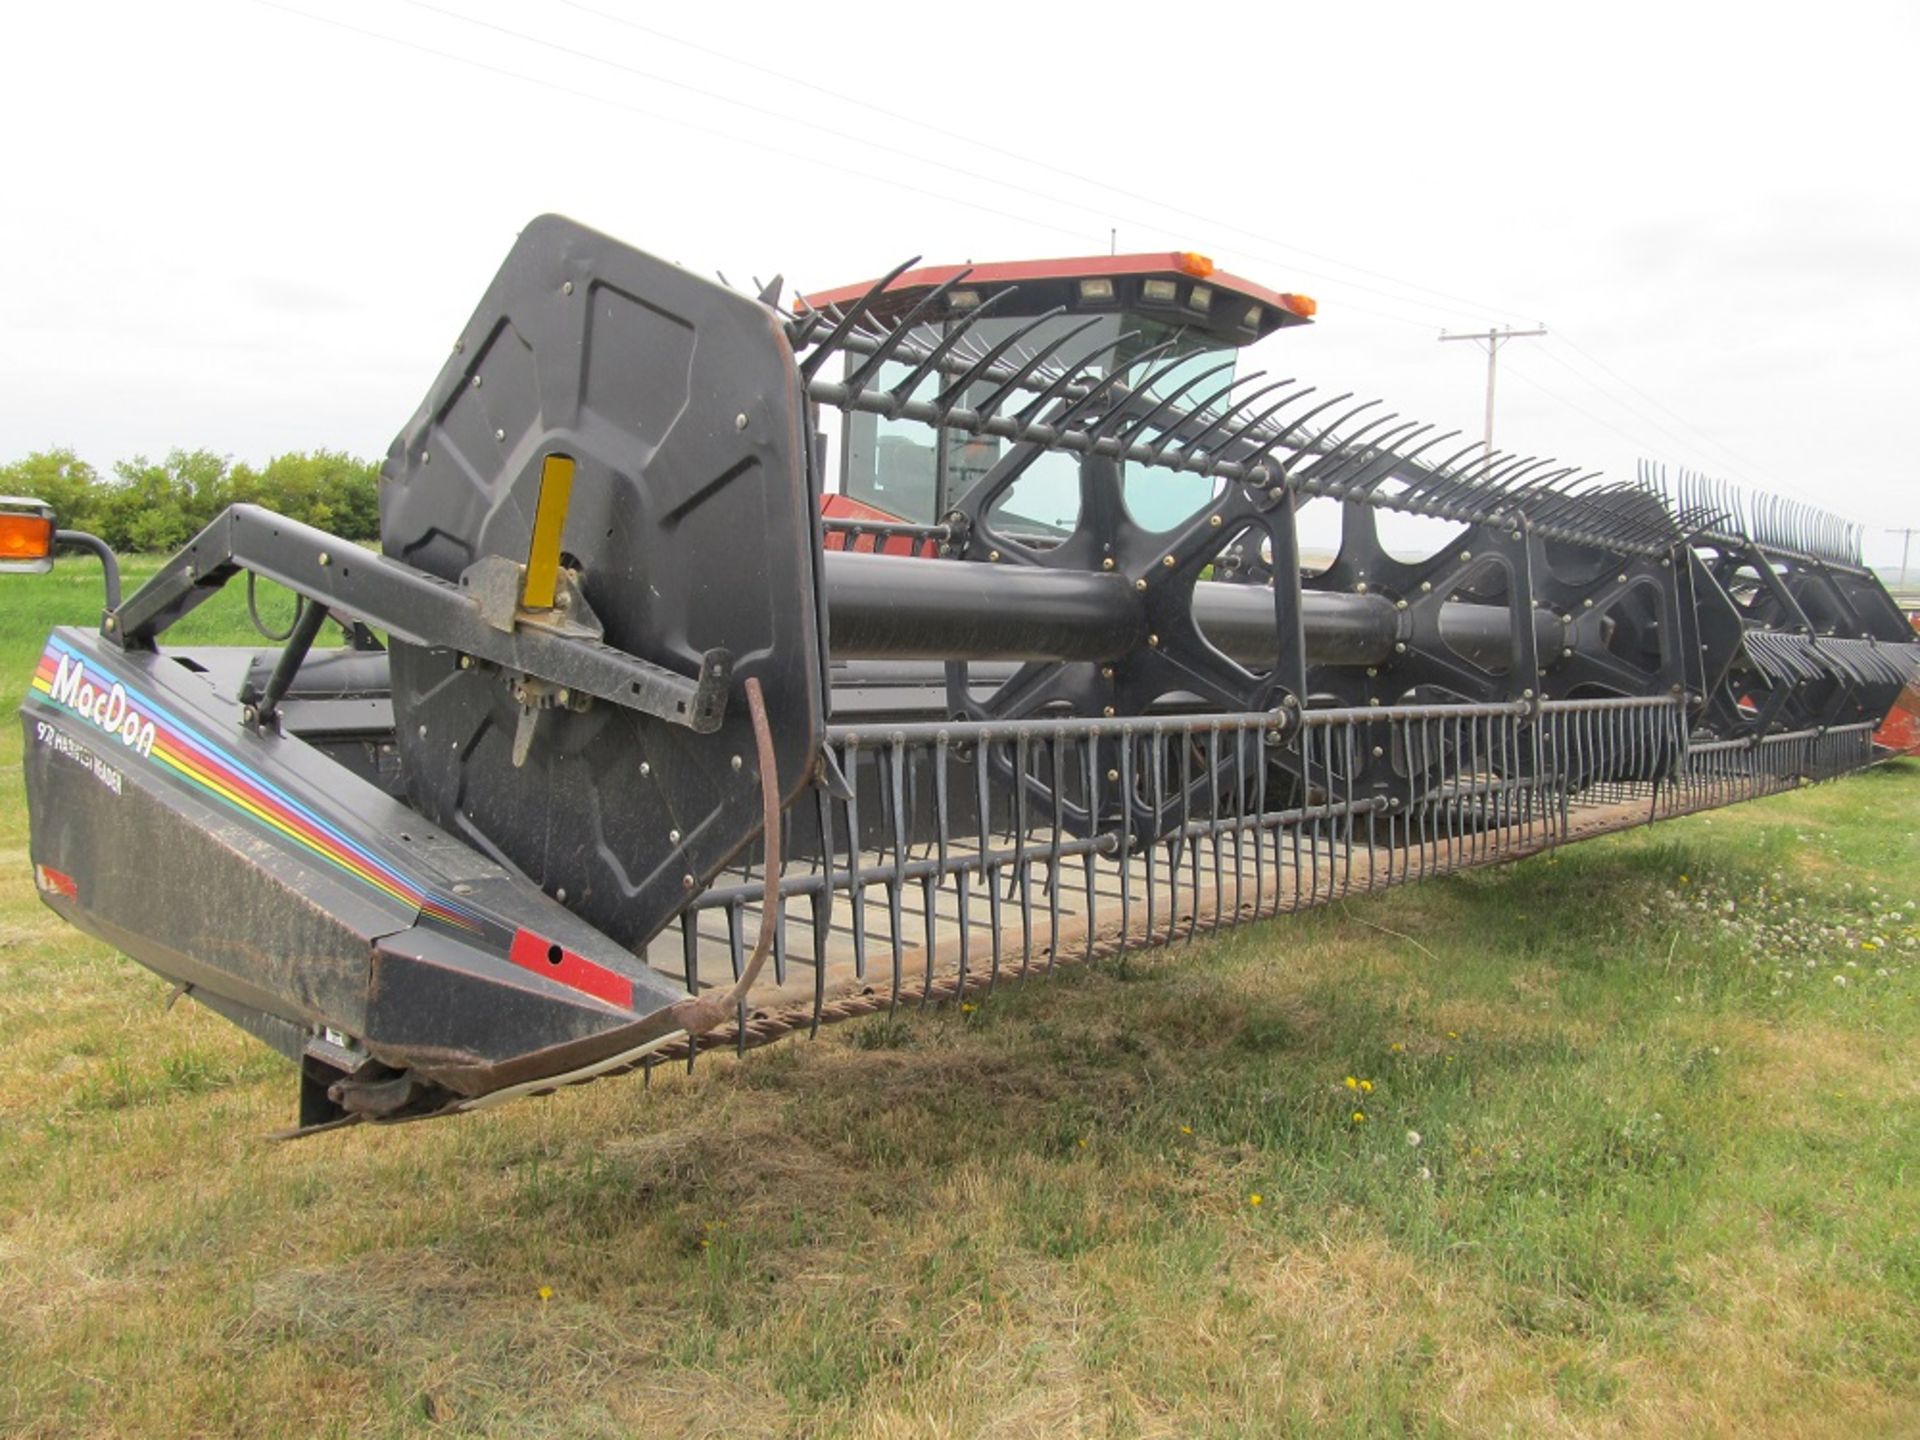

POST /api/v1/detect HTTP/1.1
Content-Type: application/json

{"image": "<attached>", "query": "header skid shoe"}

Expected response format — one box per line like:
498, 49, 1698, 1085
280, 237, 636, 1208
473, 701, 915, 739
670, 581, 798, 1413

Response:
380, 215, 827, 952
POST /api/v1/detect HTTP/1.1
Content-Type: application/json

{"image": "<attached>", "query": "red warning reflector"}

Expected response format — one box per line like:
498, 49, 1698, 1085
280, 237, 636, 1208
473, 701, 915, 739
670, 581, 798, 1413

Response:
34, 864, 79, 900
507, 928, 635, 1010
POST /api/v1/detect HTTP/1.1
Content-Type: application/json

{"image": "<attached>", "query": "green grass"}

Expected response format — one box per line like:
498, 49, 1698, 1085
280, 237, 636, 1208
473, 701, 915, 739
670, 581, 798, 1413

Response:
2, 562, 1917, 1437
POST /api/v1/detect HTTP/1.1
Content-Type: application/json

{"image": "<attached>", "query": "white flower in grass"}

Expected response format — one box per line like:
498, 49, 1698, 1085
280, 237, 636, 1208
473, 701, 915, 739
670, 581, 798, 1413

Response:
1406, 1130, 1422, 1148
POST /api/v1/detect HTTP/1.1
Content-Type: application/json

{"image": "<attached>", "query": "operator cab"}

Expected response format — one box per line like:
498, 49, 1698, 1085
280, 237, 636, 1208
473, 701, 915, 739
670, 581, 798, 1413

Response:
803, 252, 1314, 537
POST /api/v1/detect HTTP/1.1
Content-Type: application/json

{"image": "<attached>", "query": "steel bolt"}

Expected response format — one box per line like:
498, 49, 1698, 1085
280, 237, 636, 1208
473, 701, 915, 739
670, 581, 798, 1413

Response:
1617, 574, 1628, 584
1562, 647, 1574, 658
1523, 689, 1535, 700
556, 887, 567, 902
1135, 578, 1148, 592
1365, 667, 1378, 677
495, 428, 506, 442
1355, 581, 1369, 594
1107, 768, 1120, 782
1373, 745, 1385, 758
563, 280, 574, 295
1460, 550, 1472, 562
735, 412, 748, 430
989, 550, 1001, 562
1101, 557, 1116, 570
1420, 581, 1432, 593
1395, 598, 1408, 610
1102, 706, 1116, 717
682, 874, 696, 890
1394, 642, 1407, 653
469, 373, 480, 386
1100, 666, 1115, 679
1583, 597, 1595, 608
458, 654, 473, 669
1209, 514, 1223, 528
1162, 555, 1176, 568
1147, 634, 1160, 647
669, 828, 681, 843
317, 552, 331, 566
103, 616, 116, 632
639, 761, 651, 776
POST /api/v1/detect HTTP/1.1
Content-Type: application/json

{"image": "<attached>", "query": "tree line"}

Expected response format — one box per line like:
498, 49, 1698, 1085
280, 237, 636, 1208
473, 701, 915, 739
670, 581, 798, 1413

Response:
0, 447, 381, 553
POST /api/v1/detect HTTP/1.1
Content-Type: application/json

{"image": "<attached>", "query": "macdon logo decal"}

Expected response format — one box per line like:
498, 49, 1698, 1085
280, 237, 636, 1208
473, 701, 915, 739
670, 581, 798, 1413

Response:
44, 651, 157, 758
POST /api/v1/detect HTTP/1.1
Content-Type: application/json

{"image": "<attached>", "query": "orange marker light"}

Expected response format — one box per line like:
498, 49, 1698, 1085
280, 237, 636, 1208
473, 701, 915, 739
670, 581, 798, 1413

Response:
1175, 251, 1215, 279
0, 505, 55, 566
1283, 293, 1319, 319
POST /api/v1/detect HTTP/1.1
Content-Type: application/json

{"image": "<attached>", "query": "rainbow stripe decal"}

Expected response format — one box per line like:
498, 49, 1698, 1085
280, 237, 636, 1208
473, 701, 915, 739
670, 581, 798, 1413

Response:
30, 637, 484, 934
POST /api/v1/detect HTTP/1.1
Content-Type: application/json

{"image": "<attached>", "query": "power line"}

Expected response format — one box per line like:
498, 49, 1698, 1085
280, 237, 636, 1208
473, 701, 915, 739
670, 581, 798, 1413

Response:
1889, 526, 1918, 586
250, 1, 1101, 250
1527, 342, 1761, 486
391, 0, 1515, 328
547, 0, 1546, 328
1497, 359, 1684, 461
259, 0, 1810, 505
1439, 325, 1547, 459
1544, 331, 1788, 488
270, 0, 1499, 333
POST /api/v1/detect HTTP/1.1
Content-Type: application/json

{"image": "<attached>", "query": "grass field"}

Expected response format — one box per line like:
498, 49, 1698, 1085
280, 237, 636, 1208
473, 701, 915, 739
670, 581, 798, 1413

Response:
1, 559, 1917, 1438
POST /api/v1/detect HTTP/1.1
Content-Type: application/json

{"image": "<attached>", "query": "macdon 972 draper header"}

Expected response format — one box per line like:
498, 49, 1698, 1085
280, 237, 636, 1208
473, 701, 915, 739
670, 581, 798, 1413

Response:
9, 215, 1917, 1134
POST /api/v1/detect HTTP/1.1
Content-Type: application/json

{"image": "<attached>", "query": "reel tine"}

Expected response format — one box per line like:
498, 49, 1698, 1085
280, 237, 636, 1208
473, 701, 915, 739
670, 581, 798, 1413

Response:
933, 305, 1069, 412
843, 267, 978, 392
1013, 329, 1145, 423
799, 255, 921, 381
883, 287, 1021, 404
1113, 358, 1240, 447
1172, 376, 1299, 460
1052, 338, 1181, 433
973, 316, 1107, 422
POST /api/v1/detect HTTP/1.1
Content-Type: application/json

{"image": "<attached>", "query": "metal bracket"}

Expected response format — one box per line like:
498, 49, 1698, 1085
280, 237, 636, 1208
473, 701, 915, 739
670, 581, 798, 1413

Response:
110, 505, 732, 734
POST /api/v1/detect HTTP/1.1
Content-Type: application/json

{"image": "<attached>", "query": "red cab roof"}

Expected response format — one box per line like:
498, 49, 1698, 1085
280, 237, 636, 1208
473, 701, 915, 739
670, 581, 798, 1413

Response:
802, 251, 1316, 347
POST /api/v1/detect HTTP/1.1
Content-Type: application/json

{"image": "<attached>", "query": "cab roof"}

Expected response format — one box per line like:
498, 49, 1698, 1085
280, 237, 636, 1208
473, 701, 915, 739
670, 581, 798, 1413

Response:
801, 251, 1316, 348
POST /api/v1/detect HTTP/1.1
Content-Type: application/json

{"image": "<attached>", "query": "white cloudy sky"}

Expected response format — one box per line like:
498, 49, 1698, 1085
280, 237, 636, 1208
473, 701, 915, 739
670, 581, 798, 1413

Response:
4, 0, 1916, 569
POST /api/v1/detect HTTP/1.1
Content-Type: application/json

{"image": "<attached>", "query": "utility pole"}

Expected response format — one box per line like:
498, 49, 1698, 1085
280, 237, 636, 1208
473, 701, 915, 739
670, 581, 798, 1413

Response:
1440, 324, 1548, 459
1889, 525, 1918, 586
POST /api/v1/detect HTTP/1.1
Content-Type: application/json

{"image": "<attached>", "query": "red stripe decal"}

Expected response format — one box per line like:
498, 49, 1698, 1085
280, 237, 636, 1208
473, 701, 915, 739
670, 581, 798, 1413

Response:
508, 928, 635, 1010
34, 864, 79, 900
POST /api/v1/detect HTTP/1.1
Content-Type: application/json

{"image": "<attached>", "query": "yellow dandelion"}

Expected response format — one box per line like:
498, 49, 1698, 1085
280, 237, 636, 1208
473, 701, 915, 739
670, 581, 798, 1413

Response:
1862, 941, 1880, 951
1248, 1193, 1263, 1207
960, 1001, 977, 1013
1390, 1042, 1404, 1054
1179, 1124, 1193, 1135
1359, 1079, 1374, 1093
1679, 874, 1690, 885
1077, 1137, 1089, 1148
1344, 1075, 1359, 1090
699, 1239, 710, 1249
1352, 1110, 1367, 1124
1447, 1031, 1458, 1040
537, 1285, 553, 1302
